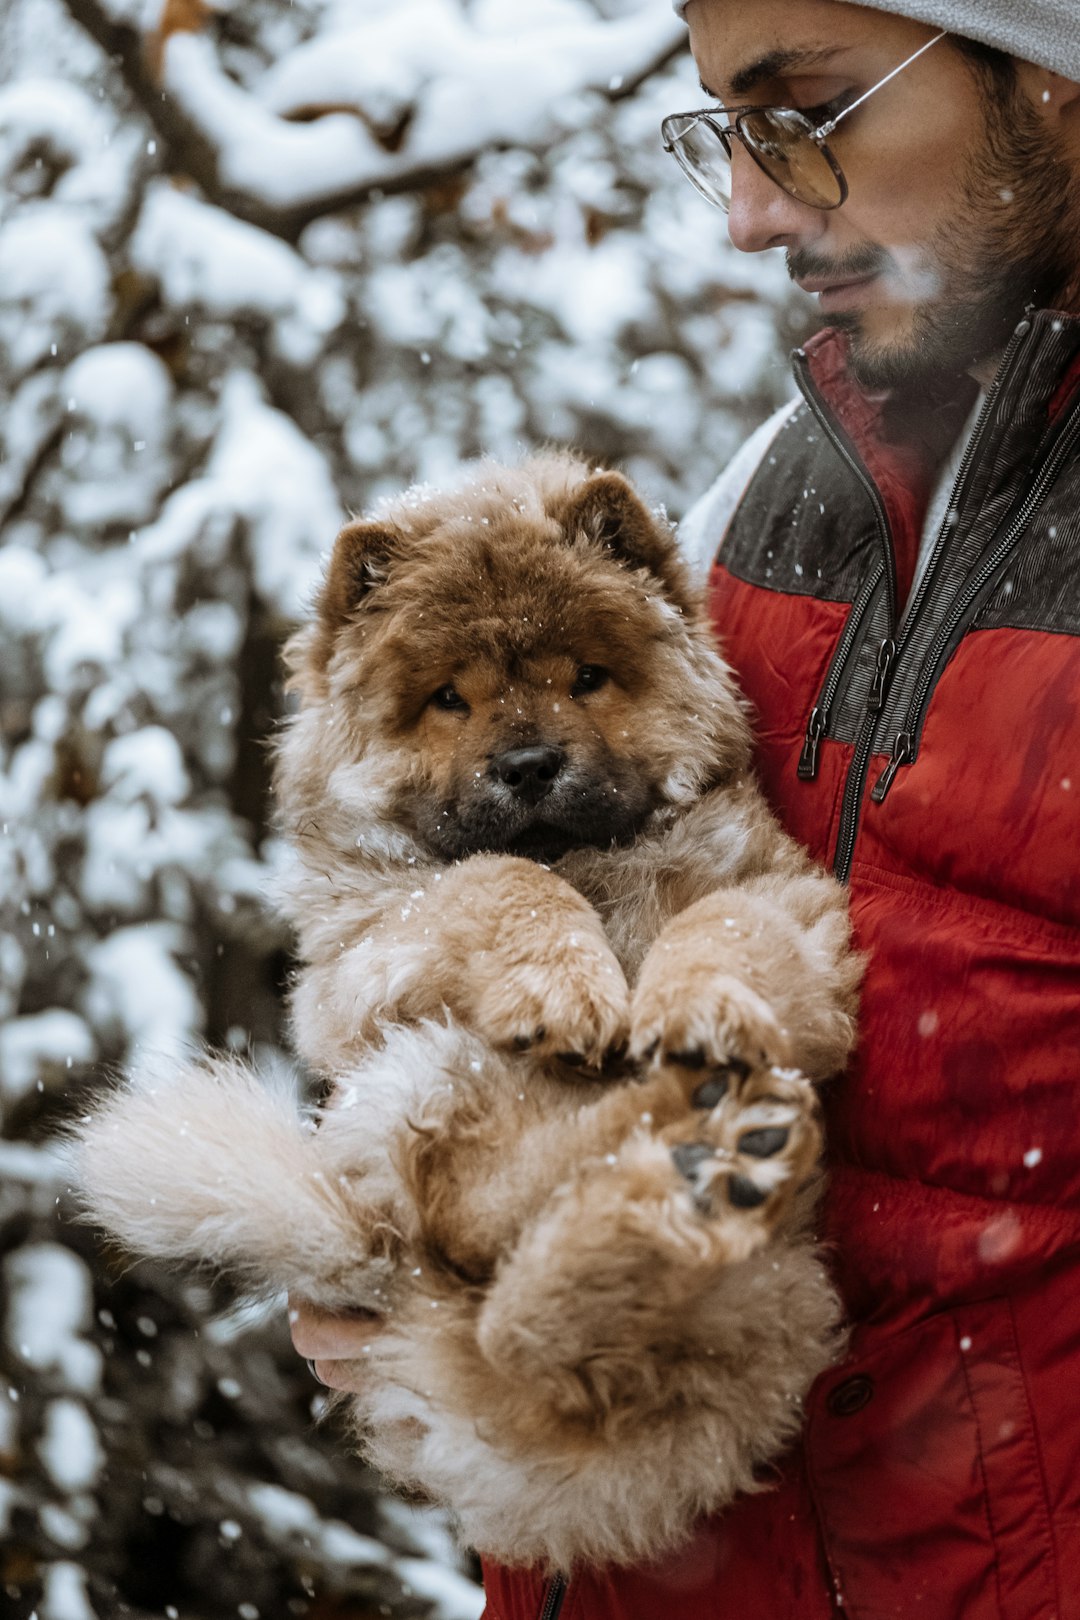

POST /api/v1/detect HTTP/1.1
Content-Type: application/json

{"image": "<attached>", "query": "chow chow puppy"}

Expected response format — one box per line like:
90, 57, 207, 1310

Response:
70, 454, 861, 1573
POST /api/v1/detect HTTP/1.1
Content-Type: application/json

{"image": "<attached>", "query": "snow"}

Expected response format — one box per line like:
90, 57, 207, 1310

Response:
3, 1244, 102, 1394
493, 234, 652, 347
246, 1480, 327, 1538
83, 924, 203, 1061
248, 1481, 395, 1569
319, 1519, 396, 1567
56, 344, 176, 528
0, 1009, 96, 1105
202, 371, 345, 618
0, 210, 111, 372
397, 1556, 486, 1619
0, 1138, 67, 1185
0, 1387, 18, 1455
38, 1398, 105, 1493
120, 368, 343, 621
0, 77, 108, 219
38, 570, 142, 693
39, 1502, 92, 1552
162, 2, 683, 218
131, 184, 345, 361
100, 727, 191, 808
62, 341, 172, 435
39, 1561, 99, 1620
247, 1481, 483, 1617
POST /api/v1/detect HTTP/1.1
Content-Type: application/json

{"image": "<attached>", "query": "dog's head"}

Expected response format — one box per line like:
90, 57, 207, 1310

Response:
277, 455, 750, 865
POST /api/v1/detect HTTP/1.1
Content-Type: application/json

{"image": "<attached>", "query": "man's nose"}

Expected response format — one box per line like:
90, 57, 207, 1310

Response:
726, 142, 828, 256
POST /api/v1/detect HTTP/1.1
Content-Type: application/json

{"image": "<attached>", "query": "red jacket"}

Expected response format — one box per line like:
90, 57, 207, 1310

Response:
483, 309, 1080, 1620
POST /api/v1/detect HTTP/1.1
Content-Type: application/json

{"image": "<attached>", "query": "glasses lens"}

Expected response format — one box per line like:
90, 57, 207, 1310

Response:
661, 113, 733, 211
736, 108, 843, 208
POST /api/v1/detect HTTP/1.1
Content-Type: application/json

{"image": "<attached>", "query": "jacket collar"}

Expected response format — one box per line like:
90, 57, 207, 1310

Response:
795, 311, 1080, 603
801, 308, 1080, 457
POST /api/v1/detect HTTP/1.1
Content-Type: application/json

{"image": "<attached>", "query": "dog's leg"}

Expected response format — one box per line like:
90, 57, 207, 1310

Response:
474, 1056, 823, 1404
628, 872, 859, 1084
297, 854, 630, 1069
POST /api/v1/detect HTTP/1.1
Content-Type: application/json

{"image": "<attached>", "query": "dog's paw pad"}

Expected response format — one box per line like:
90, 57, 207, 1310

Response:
691, 1075, 728, 1109
689, 1058, 753, 1110
737, 1125, 790, 1158
671, 1141, 715, 1180
670, 1140, 719, 1212
727, 1172, 770, 1209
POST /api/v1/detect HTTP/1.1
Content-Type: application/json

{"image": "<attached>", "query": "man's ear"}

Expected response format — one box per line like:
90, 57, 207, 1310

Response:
560, 471, 694, 612
1017, 63, 1080, 119
317, 519, 400, 635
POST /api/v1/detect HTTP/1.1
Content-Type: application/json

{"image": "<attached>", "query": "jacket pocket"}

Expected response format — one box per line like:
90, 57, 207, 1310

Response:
805, 1302, 1059, 1620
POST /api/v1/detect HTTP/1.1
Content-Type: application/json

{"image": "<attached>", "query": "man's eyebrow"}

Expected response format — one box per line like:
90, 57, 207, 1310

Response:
706, 46, 845, 102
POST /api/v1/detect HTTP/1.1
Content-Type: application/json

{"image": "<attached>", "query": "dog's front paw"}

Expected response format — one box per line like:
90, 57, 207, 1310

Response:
473, 929, 630, 1069
630, 960, 792, 1077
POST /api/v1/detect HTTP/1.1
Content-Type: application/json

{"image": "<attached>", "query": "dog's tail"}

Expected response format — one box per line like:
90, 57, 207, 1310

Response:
59, 1054, 401, 1308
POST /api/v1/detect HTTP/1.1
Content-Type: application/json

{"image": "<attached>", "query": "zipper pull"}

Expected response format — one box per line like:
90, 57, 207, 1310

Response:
871, 732, 913, 802
797, 706, 829, 781
867, 638, 897, 712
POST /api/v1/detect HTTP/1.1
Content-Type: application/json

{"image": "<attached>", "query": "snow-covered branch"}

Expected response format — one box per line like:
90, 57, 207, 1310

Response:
59, 0, 686, 240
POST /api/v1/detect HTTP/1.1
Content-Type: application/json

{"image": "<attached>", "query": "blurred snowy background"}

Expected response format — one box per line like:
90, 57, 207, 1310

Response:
0, 0, 810, 1615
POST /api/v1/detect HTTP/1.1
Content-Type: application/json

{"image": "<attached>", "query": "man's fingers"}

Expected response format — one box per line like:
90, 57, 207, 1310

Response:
308, 1357, 372, 1394
287, 1294, 383, 1359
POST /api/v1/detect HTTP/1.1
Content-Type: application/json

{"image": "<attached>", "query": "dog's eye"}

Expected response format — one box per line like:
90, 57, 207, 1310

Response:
572, 664, 609, 696
431, 684, 469, 711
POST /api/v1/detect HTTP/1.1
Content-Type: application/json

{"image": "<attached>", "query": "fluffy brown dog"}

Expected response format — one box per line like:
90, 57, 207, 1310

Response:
71, 454, 861, 1573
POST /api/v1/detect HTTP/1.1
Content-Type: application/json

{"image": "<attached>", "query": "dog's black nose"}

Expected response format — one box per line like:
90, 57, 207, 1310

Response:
491, 745, 566, 800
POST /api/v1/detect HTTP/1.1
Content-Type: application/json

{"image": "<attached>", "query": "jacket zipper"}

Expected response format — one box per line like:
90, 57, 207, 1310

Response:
538, 1574, 567, 1619
797, 562, 884, 779
871, 399, 1080, 801
793, 354, 899, 878
793, 316, 1036, 878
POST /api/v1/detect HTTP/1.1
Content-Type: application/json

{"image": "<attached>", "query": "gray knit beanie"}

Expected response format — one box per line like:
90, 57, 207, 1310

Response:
671, 1, 1080, 83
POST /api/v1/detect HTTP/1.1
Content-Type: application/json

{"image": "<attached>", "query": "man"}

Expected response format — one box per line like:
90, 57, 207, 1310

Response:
295, 4, 1080, 1614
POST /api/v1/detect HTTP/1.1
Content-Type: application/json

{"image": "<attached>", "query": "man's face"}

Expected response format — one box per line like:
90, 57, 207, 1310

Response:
685, 0, 1080, 388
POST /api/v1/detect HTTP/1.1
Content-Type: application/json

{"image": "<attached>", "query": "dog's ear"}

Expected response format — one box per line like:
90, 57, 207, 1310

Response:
560, 471, 694, 613
290, 520, 401, 692
317, 519, 400, 633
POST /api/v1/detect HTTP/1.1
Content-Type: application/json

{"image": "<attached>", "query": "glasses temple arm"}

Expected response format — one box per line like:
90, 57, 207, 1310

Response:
814, 29, 948, 139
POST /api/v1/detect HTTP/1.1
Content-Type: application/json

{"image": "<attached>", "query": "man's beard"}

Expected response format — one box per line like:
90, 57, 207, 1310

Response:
789, 90, 1080, 391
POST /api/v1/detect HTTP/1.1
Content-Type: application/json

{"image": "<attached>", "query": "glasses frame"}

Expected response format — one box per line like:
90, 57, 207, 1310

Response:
661, 29, 948, 213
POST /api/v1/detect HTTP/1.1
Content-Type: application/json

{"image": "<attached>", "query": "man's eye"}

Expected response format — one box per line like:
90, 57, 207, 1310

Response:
431, 684, 468, 711
798, 90, 856, 125
571, 665, 609, 696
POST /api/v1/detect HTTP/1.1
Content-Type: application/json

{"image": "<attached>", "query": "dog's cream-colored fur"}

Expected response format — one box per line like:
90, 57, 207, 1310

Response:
70, 455, 860, 1573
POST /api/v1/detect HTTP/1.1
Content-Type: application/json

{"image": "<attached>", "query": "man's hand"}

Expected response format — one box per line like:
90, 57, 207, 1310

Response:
287, 1293, 383, 1392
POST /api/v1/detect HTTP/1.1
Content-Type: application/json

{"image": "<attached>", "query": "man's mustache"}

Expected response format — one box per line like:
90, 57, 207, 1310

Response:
787, 245, 892, 285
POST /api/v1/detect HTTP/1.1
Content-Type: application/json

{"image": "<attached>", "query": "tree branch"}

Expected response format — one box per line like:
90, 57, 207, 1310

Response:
57, 0, 686, 244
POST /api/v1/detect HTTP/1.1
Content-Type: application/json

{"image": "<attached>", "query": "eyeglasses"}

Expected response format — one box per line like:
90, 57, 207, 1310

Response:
660, 30, 947, 213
